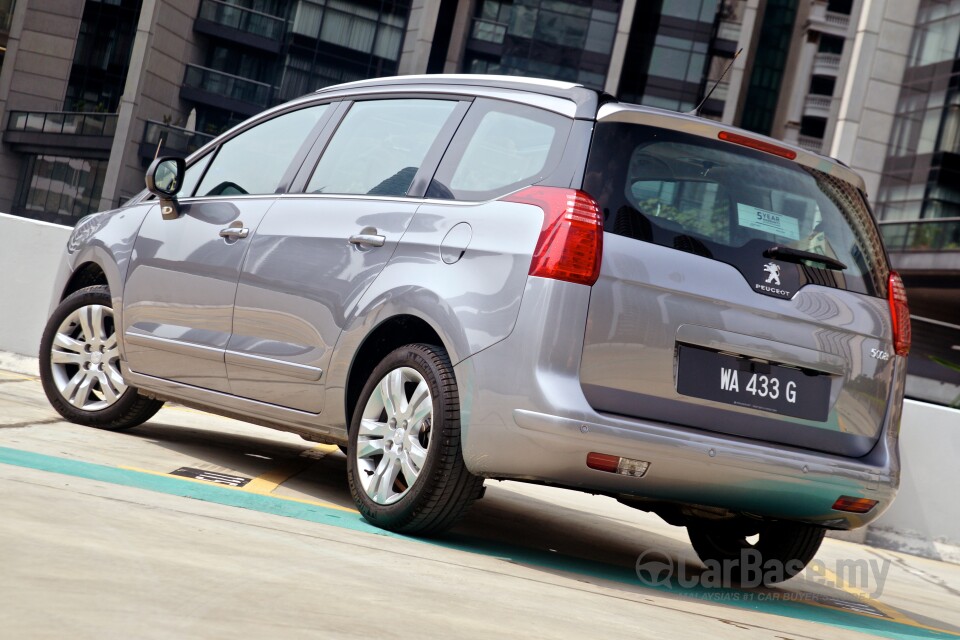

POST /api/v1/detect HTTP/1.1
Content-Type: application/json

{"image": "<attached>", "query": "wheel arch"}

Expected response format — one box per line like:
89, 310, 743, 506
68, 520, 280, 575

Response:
343, 314, 448, 429
60, 262, 109, 300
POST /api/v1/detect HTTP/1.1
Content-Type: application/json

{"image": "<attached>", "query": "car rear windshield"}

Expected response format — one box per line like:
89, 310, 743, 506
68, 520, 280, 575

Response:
583, 122, 887, 297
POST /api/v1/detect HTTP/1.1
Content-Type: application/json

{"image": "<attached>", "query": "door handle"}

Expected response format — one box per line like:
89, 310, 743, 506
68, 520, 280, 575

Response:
349, 232, 385, 248
219, 226, 249, 239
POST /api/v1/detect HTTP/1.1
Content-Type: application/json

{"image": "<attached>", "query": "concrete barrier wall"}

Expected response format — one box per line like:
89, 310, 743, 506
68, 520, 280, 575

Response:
0, 213, 958, 560
869, 399, 960, 563
0, 213, 70, 357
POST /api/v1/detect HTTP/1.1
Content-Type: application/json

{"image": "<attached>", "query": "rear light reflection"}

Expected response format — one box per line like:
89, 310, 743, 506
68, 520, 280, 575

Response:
586, 452, 650, 478
887, 271, 911, 356
832, 496, 879, 514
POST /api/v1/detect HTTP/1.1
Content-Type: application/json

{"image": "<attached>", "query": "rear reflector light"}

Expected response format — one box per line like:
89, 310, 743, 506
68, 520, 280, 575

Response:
586, 452, 650, 478
502, 186, 603, 286
832, 496, 879, 514
888, 271, 911, 356
718, 131, 798, 160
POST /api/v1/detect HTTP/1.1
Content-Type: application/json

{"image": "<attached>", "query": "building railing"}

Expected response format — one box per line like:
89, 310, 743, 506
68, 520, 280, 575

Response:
470, 18, 507, 44
879, 218, 960, 252
814, 52, 841, 71
182, 64, 273, 108
6, 110, 118, 137
797, 134, 823, 153
824, 11, 850, 29
804, 94, 833, 112
142, 120, 216, 156
716, 21, 742, 42
198, 0, 286, 41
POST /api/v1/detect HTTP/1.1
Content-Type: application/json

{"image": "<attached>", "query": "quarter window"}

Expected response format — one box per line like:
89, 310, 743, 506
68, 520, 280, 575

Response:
306, 99, 458, 196
195, 105, 329, 197
427, 99, 571, 201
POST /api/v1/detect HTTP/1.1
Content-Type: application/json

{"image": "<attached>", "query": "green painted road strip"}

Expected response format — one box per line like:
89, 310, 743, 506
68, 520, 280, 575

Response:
0, 445, 387, 537
1, 444, 957, 640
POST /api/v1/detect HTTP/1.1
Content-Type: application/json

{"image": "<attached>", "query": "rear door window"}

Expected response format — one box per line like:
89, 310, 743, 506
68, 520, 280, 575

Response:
427, 98, 572, 201
584, 122, 887, 296
306, 99, 459, 197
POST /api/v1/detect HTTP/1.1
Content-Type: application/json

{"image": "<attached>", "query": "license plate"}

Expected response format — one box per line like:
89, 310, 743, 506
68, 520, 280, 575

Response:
676, 345, 831, 421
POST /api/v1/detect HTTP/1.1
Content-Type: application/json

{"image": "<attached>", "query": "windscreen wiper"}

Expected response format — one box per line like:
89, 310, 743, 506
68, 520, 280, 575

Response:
763, 246, 847, 271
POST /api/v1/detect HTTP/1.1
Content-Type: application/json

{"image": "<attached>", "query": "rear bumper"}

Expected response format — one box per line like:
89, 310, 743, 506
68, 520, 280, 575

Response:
455, 278, 902, 530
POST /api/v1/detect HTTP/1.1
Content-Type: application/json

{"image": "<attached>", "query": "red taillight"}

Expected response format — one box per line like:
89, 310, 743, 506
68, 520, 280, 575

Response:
586, 452, 620, 473
832, 496, 879, 514
888, 271, 911, 356
586, 452, 651, 477
718, 130, 798, 160
502, 186, 603, 286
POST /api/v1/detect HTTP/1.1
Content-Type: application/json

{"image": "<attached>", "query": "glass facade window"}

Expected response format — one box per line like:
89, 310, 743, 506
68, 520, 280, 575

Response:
819, 34, 844, 54
617, 0, 719, 112
809, 75, 836, 96
661, 0, 719, 22
460, 0, 620, 91
877, 0, 960, 222
277, 0, 410, 101
740, 0, 798, 135
14, 155, 108, 225
908, 3, 960, 66
648, 36, 709, 84
65, 0, 143, 112
826, 0, 852, 14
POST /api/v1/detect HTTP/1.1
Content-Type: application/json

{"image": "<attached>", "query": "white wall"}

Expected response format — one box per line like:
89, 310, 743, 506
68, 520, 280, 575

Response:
868, 399, 960, 563
0, 213, 70, 357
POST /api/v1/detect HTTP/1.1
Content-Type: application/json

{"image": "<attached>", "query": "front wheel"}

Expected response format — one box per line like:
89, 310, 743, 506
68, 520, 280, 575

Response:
39, 285, 163, 430
346, 343, 484, 535
687, 519, 826, 585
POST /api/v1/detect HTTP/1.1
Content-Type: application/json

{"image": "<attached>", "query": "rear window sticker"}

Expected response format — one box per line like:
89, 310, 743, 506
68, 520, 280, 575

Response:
736, 204, 800, 241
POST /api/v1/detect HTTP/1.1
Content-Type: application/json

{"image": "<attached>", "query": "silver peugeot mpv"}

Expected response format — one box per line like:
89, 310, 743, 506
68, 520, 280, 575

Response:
39, 75, 909, 583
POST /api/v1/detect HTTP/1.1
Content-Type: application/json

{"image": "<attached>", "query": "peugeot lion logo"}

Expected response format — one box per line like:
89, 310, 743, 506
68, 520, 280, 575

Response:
763, 262, 781, 286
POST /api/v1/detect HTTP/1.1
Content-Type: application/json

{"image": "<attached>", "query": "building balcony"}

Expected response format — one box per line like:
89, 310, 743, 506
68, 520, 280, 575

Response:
803, 94, 833, 117
138, 120, 216, 165
808, 1, 851, 36
3, 111, 117, 157
716, 21, 742, 43
813, 52, 842, 75
195, 0, 286, 53
797, 134, 823, 154
825, 11, 850, 29
180, 64, 274, 117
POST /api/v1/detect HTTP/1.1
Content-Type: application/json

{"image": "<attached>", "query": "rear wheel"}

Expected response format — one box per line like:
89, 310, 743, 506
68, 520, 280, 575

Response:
687, 518, 825, 585
39, 285, 163, 430
346, 343, 484, 535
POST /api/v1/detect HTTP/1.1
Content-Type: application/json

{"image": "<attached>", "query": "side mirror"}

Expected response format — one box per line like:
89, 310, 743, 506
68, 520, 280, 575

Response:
145, 157, 186, 220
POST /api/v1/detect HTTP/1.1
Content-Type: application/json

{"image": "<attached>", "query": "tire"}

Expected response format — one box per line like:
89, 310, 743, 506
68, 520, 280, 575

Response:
687, 519, 826, 585
346, 343, 484, 535
39, 285, 164, 430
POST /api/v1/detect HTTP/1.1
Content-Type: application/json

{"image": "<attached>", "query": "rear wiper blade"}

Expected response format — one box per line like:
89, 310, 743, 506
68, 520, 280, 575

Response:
763, 246, 847, 271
